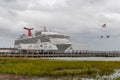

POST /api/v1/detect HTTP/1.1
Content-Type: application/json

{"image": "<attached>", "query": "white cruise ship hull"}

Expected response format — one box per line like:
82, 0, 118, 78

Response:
15, 27, 72, 53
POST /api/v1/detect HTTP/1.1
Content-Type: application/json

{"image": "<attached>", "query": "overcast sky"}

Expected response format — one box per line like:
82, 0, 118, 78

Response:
0, 0, 120, 51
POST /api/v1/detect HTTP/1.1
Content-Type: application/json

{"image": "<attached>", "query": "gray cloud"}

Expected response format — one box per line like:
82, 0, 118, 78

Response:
0, 0, 120, 50
0, 0, 29, 11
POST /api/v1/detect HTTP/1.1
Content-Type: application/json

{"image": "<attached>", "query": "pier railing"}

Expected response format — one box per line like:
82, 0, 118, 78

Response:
0, 51, 120, 57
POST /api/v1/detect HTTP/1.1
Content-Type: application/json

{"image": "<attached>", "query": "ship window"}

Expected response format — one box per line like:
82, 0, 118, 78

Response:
49, 46, 52, 49
40, 45, 43, 47
44, 46, 47, 48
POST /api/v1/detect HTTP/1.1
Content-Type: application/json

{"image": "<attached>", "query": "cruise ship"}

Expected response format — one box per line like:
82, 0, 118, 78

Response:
14, 27, 72, 53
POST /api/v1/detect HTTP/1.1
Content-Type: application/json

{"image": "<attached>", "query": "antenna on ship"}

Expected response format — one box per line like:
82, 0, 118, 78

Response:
24, 27, 34, 36
43, 26, 47, 32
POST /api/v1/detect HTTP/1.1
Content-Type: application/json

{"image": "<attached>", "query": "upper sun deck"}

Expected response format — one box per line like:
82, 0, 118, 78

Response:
35, 30, 70, 38
17, 27, 70, 40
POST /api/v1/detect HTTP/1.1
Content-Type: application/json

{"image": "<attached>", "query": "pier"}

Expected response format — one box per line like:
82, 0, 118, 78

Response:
0, 51, 120, 57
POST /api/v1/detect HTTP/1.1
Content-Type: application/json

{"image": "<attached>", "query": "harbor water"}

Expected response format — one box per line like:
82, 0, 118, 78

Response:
42, 57, 120, 61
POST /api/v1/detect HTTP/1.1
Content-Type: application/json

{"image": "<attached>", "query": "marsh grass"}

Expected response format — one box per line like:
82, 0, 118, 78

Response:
116, 77, 120, 80
0, 58, 120, 78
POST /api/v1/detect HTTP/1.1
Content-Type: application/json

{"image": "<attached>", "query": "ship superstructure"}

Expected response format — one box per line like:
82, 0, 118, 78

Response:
14, 27, 72, 53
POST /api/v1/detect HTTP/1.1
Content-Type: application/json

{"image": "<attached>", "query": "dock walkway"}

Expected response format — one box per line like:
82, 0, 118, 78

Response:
0, 51, 120, 57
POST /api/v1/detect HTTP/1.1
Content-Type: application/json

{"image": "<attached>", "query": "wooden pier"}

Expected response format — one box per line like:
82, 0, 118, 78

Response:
0, 51, 120, 57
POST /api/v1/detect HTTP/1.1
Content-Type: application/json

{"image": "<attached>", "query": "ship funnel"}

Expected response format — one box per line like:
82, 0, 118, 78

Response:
24, 27, 34, 36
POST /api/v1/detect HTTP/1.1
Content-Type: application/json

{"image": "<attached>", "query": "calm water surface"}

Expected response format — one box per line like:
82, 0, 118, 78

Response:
42, 57, 120, 61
